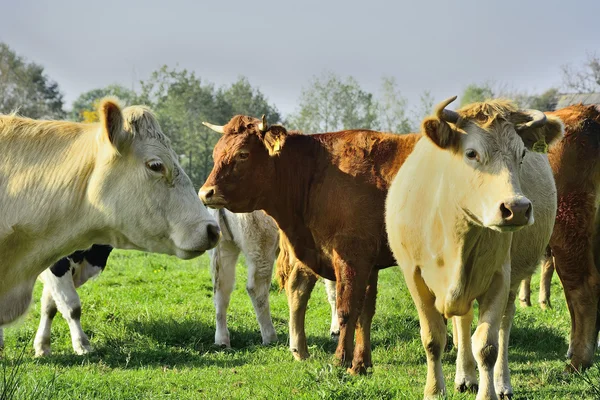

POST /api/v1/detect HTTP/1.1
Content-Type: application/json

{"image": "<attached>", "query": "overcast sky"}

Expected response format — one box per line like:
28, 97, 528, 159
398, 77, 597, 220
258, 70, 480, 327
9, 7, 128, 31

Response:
2, 0, 599, 117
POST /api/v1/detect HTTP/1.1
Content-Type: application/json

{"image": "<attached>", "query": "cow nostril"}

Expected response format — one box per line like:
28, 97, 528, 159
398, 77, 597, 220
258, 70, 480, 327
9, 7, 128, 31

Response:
199, 187, 215, 202
207, 224, 220, 244
500, 203, 513, 220
525, 203, 532, 219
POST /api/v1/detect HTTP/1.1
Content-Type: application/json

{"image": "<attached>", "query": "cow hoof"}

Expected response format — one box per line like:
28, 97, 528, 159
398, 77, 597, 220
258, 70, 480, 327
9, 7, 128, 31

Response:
455, 381, 478, 393
498, 393, 513, 400
347, 364, 368, 376
330, 332, 340, 343
539, 301, 551, 310
291, 348, 309, 361
74, 345, 93, 355
262, 333, 278, 346
34, 349, 52, 358
519, 298, 531, 308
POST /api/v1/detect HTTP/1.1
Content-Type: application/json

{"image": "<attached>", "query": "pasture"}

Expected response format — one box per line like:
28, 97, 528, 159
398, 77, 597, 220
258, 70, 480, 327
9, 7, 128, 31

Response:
1, 250, 598, 399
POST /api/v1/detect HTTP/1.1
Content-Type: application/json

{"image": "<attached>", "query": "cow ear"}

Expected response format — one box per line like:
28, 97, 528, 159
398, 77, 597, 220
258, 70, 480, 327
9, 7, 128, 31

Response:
98, 98, 128, 152
263, 128, 287, 156
517, 115, 564, 152
422, 117, 459, 149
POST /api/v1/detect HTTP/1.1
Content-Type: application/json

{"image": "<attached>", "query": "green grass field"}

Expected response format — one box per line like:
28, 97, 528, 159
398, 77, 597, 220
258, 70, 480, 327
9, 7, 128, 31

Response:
1, 250, 599, 399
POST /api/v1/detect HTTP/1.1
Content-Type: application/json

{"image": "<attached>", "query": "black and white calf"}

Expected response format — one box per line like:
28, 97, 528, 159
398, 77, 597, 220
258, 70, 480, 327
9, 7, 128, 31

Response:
209, 208, 338, 347
0, 245, 113, 356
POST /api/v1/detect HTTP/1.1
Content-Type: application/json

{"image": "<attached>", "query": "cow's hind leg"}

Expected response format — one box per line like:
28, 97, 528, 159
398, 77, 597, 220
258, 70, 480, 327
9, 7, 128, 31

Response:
518, 277, 531, 308
453, 308, 478, 393
246, 255, 277, 345
539, 253, 554, 310
324, 279, 340, 339
209, 243, 240, 348
286, 263, 317, 360
33, 285, 58, 357
349, 268, 378, 375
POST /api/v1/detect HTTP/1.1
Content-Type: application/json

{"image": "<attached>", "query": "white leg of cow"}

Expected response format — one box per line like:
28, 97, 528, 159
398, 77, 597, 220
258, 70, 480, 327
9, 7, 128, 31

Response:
494, 290, 517, 398
42, 269, 92, 355
33, 285, 58, 357
472, 263, 509, 400
518, 277, 531, 308
453, 309, 478, 393
209, 244, 239, 348
324, 279, 340, 338
246, 257, 277, 345
539, 256, 554, 310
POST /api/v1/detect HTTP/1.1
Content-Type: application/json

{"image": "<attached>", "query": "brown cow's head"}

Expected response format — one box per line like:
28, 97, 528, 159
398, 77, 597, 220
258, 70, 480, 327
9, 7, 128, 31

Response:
422, 96, 563, 231
199, 115, 289, 212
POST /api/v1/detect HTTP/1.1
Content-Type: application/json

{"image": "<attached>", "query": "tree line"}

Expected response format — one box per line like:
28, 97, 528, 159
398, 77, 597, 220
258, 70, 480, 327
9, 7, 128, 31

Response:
2, 42, 599, 186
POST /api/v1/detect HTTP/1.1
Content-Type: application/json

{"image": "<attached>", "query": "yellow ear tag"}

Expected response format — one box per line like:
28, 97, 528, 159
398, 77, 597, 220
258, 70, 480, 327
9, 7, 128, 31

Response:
273, 138, 281, 153
532, 137, 548, 153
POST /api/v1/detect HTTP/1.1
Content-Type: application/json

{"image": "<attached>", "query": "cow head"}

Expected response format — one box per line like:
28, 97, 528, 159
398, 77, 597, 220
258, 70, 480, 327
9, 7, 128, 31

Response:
199, 115, 288, 212
89, 99, 220, 259
422, 96, 563, 232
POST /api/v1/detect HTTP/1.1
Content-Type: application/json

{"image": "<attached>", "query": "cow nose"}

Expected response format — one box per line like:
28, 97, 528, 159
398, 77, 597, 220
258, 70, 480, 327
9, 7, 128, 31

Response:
199, 187, 215, 203
206, 223, 221, 247
500, 199, 532, 226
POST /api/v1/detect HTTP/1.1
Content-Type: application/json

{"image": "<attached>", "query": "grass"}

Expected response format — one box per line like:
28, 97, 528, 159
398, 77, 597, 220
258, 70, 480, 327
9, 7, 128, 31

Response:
1, 250, 598, 399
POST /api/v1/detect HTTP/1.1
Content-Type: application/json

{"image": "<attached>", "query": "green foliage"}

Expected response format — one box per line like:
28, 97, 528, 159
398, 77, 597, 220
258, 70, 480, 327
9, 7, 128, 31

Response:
290, 72, 378, 132
377, 77, 413, 134
0, 43, 64, 118
524, 88, 560, 111
70, 84, 136, 122
0, 251, 594, 399
460, 83, 494, 106
217, 76, 281, 124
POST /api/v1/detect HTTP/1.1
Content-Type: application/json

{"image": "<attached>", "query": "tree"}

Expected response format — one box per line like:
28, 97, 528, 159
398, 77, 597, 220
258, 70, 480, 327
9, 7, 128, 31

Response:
290, 72, 378, 132
217, 76, 280, 124
70, 84, 136, 122
411, 90, 435, 130
523, 88, 559, 111
460, 83, 494, 106
377, 76, 412, 133
562, 53, 600, 93
0, 43, 64, 118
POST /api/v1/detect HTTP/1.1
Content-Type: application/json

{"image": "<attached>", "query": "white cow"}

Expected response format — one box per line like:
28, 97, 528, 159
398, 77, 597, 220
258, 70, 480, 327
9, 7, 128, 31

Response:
0, 98, 220, 327
386, 97, 562, 400
208, 208, 338, 347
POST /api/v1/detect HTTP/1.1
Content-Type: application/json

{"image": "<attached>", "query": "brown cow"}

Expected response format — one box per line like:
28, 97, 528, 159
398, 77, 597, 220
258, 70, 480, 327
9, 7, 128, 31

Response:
543, 104, 600, 371
199, 115, 420, 374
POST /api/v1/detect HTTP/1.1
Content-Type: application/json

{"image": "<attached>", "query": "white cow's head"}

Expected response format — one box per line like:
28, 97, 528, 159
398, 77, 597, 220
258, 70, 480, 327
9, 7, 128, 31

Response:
422, 96, 563, 232
88, 98, 220, 258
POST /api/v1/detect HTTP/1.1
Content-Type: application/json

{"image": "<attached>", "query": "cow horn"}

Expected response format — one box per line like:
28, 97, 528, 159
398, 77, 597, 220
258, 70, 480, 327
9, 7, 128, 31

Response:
517, 109, 547, 130
435, 96, 459, 123
258, 114, 268, 132
202, 121, 225, 134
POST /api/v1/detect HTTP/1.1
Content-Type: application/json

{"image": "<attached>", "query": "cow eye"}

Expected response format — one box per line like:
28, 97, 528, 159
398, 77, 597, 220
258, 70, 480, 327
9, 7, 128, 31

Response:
465, 149, 480, 162
521, 149, 527, 159
237, 152, 249, 160
146, 160, 165, 173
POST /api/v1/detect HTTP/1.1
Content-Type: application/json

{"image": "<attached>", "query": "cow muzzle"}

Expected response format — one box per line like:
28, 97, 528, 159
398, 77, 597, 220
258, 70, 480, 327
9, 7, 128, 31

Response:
493, 197, 533, 231
199, 186, 227, 209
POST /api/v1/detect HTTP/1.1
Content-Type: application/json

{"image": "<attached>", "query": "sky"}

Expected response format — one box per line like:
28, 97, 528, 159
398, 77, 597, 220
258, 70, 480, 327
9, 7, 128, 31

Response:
2, 0, 599, 118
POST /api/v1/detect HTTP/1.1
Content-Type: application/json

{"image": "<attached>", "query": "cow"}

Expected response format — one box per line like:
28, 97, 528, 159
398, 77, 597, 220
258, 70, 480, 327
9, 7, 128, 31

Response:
385, 96, 562, 400
209, 197, 342, 348
0, 98, 220, 328
199, 115, 420, 374
518, 249, 554, 309
542, 104, 600, 372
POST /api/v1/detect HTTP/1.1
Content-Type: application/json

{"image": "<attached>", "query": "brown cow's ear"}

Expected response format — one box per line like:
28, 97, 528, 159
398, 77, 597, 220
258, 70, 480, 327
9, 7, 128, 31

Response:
422, 117, 459, 149
517, 115, 564, 151
99, 97, 128, 152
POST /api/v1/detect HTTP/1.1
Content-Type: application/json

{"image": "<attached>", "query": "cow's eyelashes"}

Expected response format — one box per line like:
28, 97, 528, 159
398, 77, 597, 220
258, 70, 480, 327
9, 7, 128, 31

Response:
237, 152, 249, 160
465, 149, 480, 162
146, 160, 165, 173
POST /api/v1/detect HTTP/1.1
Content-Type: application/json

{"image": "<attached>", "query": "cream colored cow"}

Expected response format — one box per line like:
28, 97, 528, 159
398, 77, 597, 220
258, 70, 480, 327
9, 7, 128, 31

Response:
0, 99, 220, 327
386, 97, 562, 400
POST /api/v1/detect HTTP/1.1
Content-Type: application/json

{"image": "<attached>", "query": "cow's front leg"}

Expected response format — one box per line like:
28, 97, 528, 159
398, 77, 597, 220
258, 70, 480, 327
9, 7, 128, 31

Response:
518, 277, 531, 307
453, 308, 478, 393
209, 243, 240, 348
246, 256, 277, 345
285, 263, 317, 360
324, 279, 339, 339
33, 285, 58, 357
349, 268, 378, 375
539, 253, 554, 310
494, 290, 517, 399
473, 262, 510, 400
41, 269, 92, 355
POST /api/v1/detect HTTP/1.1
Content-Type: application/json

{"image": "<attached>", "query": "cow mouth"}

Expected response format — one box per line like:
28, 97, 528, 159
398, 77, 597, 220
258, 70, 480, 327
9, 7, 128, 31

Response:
489, 222, 529, 233
202, 196, 228, 209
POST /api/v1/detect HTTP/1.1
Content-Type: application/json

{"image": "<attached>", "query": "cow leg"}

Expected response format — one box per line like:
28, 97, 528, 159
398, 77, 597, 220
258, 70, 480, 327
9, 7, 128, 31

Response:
404, 268, 447, 398
553, 248, 600, 371
324, 279, 340, 339
473, 264, 509, 400
453, 309, 478, 393
209, 243, 240, 348
286, 263, 317, 360
349, 268, 378, 375
518, 277, 531, 307
494, 290, 517, 399
538, 254, 554, 310
245, 255, 278, 345
33, 285, 58, 357
41, 269, 92, 355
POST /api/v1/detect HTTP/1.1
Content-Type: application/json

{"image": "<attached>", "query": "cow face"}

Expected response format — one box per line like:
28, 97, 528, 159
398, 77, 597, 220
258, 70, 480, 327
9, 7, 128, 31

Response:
422, 96, 563, 232
89, 99, 220, 259
200, 115, 284, 213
